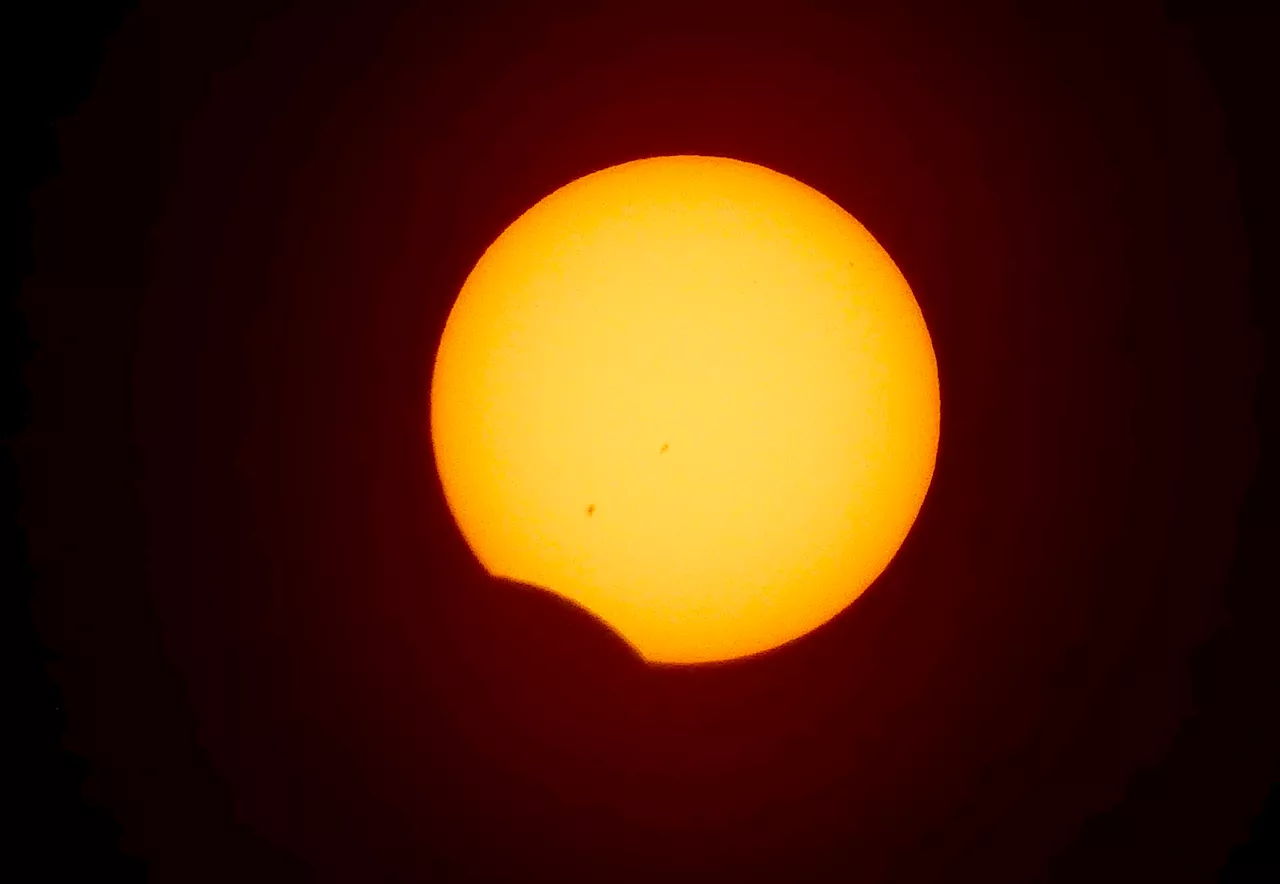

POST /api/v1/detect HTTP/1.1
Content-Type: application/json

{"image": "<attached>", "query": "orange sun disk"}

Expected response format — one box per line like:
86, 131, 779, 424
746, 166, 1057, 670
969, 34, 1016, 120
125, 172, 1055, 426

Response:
430, 155, 940, 664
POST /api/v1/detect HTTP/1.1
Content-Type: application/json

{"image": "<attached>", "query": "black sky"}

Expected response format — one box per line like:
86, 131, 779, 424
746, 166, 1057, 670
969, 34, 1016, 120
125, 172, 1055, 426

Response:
9, 1, 1280, 882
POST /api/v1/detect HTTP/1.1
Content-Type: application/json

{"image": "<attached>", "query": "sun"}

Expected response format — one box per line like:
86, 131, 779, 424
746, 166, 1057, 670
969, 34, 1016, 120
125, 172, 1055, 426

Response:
429, 155, 940, 665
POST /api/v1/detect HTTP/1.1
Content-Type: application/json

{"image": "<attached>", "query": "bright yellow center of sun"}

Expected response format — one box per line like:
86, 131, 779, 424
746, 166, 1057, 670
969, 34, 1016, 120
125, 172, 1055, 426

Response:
429, 155, 940, 664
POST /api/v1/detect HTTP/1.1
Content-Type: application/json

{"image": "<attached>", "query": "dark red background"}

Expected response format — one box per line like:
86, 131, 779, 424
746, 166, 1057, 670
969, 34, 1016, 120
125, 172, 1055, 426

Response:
14, 1, 1278, 881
